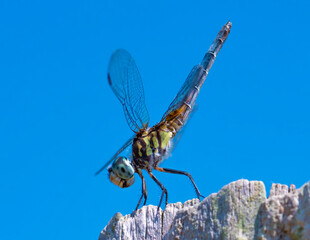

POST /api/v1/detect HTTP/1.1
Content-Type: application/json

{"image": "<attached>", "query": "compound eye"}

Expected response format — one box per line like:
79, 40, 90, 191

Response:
107, 157, 135, 188
112, 157, 135, 180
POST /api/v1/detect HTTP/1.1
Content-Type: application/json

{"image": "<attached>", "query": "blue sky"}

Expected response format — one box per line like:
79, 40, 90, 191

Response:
0, 0, 309, 239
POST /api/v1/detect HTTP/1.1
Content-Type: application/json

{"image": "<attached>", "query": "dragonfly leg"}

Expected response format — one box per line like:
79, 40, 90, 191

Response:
135, 170, 147, 211
154, 166, 205, 200
147, 171, 168, 211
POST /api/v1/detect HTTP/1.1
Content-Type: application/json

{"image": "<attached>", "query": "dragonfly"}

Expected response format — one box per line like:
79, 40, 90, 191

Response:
96, 22, 231, 211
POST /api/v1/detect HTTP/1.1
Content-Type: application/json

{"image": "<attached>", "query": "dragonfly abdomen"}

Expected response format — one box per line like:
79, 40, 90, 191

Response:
162, 97, 198, 137
160, 22, 232, 138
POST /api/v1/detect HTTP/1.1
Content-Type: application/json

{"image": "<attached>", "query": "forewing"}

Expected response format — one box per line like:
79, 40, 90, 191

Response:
95, 136, 134, 176
108, 49, 149, 132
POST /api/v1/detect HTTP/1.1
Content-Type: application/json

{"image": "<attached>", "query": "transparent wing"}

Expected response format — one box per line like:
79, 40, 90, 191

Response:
108, 49, 149, 132
95, 136, 134, 176
161, 21, 231, 123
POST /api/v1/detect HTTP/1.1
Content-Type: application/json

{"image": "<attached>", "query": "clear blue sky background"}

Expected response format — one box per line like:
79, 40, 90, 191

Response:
0, 0, 309, 239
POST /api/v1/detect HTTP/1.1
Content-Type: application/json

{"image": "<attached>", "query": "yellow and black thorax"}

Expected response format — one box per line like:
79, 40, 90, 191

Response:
132, 103, 190, 170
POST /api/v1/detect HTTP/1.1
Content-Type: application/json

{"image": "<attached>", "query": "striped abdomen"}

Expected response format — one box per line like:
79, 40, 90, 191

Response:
161, 22, 231, 137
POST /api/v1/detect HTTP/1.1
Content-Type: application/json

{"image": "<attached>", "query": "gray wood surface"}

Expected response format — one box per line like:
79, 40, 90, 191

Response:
99, 179, 310, 240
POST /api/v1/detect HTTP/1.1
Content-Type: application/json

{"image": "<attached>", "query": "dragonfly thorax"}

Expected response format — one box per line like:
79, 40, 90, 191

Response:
132, 126, 173, 170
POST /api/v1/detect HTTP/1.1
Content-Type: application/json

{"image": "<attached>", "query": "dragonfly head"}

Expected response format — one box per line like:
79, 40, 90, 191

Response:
108, 156, 135, 188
